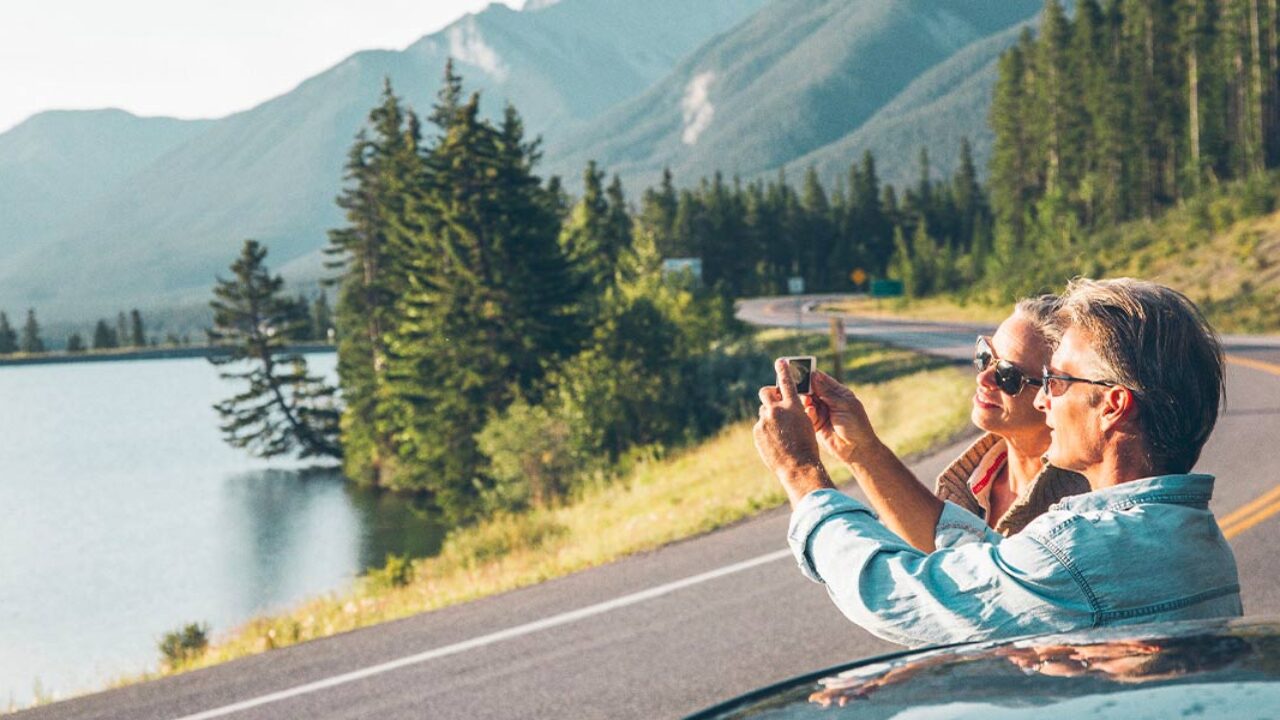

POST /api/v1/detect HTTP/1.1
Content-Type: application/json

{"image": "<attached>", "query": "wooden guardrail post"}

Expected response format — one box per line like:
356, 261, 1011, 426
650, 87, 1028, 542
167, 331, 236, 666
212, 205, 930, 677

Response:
829, 316, 845, 384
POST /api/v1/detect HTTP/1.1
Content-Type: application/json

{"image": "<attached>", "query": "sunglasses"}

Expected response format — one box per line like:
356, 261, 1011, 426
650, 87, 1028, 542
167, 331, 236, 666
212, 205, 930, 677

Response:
1040, 366, 1121, 397
974, 336, 1043, 396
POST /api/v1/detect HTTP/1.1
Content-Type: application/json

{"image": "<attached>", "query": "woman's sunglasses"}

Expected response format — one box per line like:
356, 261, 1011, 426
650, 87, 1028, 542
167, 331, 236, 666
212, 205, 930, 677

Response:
974, 336, 1043, 397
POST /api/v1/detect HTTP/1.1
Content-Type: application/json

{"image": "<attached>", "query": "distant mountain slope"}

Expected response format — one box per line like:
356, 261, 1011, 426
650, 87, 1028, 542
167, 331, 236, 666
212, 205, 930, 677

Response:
0, 0, 767, 319
786, 21, 1036, 190
543, 0, 1042, 190
0, 110, 212, 260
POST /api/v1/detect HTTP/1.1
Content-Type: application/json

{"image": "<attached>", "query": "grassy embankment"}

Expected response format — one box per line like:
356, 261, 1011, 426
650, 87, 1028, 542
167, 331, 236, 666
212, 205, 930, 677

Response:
120, 329, 972, 686
825, 175, 1280, 334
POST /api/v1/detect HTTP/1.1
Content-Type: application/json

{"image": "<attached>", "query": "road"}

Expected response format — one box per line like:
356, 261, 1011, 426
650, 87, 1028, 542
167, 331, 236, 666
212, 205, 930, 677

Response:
17, 295, 1280, 720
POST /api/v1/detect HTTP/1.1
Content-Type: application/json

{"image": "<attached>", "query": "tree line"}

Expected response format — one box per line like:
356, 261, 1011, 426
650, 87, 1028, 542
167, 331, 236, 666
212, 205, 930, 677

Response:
958, 0, 1280, 301
211, 63, 1009, 523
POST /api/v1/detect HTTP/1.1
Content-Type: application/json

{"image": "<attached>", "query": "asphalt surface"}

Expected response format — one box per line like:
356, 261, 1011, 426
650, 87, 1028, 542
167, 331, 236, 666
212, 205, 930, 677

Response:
16, 295, 1280, 720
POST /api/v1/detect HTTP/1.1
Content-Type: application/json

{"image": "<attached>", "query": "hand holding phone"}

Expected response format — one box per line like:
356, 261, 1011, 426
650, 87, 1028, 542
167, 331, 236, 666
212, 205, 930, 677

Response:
777, 356, 815, 394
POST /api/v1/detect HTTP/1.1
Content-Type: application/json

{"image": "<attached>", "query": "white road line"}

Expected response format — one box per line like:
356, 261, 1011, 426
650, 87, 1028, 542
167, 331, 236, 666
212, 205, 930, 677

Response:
172, 548, 793, 720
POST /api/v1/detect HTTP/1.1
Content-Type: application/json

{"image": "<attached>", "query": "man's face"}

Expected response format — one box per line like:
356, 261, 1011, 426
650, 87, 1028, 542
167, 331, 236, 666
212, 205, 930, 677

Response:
1034, 325, 1107, 475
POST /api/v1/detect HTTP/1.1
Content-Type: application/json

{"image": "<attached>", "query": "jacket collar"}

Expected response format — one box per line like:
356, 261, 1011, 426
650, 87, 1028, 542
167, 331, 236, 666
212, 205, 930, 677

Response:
1054, 473, 1216, 513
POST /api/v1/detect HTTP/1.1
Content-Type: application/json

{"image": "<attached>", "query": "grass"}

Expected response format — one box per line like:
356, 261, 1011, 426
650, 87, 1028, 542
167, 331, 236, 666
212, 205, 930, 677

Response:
817, 295, 1007, 326
112, 332, 973, 688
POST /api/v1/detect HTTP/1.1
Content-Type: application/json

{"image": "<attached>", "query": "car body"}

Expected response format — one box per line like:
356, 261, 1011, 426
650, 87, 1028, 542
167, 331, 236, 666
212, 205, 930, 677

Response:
687, 617, 1280, 719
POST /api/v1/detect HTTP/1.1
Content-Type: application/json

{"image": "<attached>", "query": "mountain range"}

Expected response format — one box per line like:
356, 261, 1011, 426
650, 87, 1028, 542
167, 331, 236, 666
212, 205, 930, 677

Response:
0, 0, 1043, 327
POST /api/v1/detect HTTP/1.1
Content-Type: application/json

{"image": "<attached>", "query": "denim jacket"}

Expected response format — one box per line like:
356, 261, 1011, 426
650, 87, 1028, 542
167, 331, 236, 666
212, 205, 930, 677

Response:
788, 474, 1242, 648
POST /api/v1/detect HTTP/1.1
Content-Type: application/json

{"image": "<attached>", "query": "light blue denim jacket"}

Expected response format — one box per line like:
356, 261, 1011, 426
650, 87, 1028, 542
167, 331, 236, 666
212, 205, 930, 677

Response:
788, 474, 1242, 648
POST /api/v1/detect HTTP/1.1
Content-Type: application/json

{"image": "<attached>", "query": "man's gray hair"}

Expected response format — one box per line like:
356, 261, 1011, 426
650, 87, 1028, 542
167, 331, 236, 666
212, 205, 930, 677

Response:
1014, 294, 1064, 348
1057, 277, 1225, 474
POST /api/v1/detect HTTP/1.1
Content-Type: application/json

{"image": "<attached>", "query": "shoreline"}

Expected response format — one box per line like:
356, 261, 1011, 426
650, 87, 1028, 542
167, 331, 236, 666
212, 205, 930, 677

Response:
0, 343, 335, 367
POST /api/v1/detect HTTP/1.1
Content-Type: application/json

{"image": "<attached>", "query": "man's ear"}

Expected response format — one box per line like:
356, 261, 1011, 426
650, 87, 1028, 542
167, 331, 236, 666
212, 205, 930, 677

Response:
1099, 385, 1138, 432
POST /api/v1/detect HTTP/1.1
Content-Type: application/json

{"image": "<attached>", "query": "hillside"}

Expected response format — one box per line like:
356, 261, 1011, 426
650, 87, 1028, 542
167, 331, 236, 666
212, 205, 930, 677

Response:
0, 110, 212, 262
786, 21, 1033, 190
542, 0, 1041, 189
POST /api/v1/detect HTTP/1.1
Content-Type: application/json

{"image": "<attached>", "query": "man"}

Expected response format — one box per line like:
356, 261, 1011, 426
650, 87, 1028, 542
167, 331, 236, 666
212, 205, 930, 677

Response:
754, 278, 1241, 647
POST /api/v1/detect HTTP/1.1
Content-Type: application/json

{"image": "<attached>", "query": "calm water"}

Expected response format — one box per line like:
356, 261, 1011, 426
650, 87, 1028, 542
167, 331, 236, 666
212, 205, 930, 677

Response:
0, 354, 444, 707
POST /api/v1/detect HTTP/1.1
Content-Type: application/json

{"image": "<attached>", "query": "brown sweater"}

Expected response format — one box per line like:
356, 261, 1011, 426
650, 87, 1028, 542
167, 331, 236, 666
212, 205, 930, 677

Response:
933, 433, 1091, 536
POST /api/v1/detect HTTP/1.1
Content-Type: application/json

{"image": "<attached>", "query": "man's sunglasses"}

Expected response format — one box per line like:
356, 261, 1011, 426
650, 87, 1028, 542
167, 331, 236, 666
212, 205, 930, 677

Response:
1040, 366, 1121, 397
973, 336, 1043, 396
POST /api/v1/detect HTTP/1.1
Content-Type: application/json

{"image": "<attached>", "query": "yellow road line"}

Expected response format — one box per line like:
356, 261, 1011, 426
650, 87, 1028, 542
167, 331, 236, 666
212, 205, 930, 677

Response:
1226, 353, 1280, 376
1221, 486, 1280, 538
1224, 497, 1280, 539
1219, 353, 1280, 539
1219, 483, 1280, 529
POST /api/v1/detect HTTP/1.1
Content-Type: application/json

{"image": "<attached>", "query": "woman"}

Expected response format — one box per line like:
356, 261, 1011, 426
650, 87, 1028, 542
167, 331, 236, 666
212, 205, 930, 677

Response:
933, 294, 1089, 538
797, 294, 1088, 552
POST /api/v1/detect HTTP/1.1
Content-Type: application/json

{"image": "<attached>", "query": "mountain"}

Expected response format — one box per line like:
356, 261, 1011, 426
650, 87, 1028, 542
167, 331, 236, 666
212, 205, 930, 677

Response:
788, 21, 1037, 190
542, 0, 1042, 190
0, 110, 212, 262
0, 0, 767, 320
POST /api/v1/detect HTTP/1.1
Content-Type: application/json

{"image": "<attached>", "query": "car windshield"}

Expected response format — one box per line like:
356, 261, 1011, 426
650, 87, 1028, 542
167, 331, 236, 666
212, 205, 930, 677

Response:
690, 619, 1280, 719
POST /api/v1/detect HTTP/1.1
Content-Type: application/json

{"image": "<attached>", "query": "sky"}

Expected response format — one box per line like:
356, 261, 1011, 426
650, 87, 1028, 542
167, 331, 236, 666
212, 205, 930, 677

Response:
0, 0, 527, 134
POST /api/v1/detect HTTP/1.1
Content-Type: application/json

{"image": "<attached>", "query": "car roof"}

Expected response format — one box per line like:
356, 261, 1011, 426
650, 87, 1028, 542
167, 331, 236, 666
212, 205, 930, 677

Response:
686, 617, 1280, 719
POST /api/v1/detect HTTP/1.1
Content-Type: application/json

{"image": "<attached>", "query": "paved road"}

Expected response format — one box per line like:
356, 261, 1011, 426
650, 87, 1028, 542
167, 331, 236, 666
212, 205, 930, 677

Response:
17, 296, 1280, 720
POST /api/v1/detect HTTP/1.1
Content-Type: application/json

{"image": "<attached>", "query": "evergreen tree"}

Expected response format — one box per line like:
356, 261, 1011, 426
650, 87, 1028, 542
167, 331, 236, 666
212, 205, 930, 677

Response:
129, 309, 146, 348
638, 167, 680, 257
326, 77, 422, 485
66, 333, 85, 353
21, 309, 44, 354
92, 319, 117, 350
208, 240, 341, 459
383, 80, 582, 517
116, 312, 129, 352
798, 166, 835, 290
0, 312, 16, 354
312, 291, 333, 342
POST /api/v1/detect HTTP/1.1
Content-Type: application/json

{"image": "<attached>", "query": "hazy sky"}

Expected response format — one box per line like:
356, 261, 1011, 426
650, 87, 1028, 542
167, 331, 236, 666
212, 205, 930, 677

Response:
0, 0, 527, 133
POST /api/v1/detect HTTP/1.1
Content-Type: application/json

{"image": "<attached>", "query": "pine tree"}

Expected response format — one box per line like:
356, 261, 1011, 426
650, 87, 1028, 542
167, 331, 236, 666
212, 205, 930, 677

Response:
209, 239, 341, 459
312, 291, 333, 342
116, 311, 129, 352
638, 167, 679, 257
326, 77, 422, 485
66, 333, 85, 353
0, 312, 16, 354
92, 319, 117, 350
21, 309, 44, 354
799, 166, 834, 290
383, 79, 582, 517
129, 309, 145, 348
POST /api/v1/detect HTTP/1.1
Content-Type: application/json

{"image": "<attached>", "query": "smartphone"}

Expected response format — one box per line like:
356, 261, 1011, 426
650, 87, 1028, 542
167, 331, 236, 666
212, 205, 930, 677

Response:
778, 356, 815, 394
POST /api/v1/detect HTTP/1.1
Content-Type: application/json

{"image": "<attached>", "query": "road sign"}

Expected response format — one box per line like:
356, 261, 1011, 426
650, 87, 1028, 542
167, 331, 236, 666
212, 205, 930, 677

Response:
787, 276, 805, 295
850, 268, 867, 287
661, 257, 703, 283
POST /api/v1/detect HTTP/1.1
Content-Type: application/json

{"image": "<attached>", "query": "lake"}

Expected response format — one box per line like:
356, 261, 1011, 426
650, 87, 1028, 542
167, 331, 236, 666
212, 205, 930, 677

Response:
0, 353, 444, 708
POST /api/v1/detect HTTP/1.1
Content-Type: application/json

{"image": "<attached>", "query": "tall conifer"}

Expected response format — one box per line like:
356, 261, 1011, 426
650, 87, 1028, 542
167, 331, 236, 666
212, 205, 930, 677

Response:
0, 312, 16, 354
209, 240, 341, 459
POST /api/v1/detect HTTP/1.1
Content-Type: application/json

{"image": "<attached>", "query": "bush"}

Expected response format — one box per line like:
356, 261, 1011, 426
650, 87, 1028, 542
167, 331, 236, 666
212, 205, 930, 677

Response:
477, 398, 577, 512
365, 553, 415, 591
159, 622, 209, 668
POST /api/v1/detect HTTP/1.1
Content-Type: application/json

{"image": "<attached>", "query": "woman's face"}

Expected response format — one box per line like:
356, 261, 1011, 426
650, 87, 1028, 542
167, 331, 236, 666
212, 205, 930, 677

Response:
971, 312, 1053, 441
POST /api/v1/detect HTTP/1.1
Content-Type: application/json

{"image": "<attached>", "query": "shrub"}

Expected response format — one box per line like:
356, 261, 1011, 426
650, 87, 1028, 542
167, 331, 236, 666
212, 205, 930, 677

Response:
477, 398, 577, 511
159, 622, 209, 669
365, 553, 415, 591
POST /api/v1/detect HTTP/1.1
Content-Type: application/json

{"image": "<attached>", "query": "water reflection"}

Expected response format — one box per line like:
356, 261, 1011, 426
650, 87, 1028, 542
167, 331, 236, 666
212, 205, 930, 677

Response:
0, 356, 445, 707
221, 467, 445, 615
